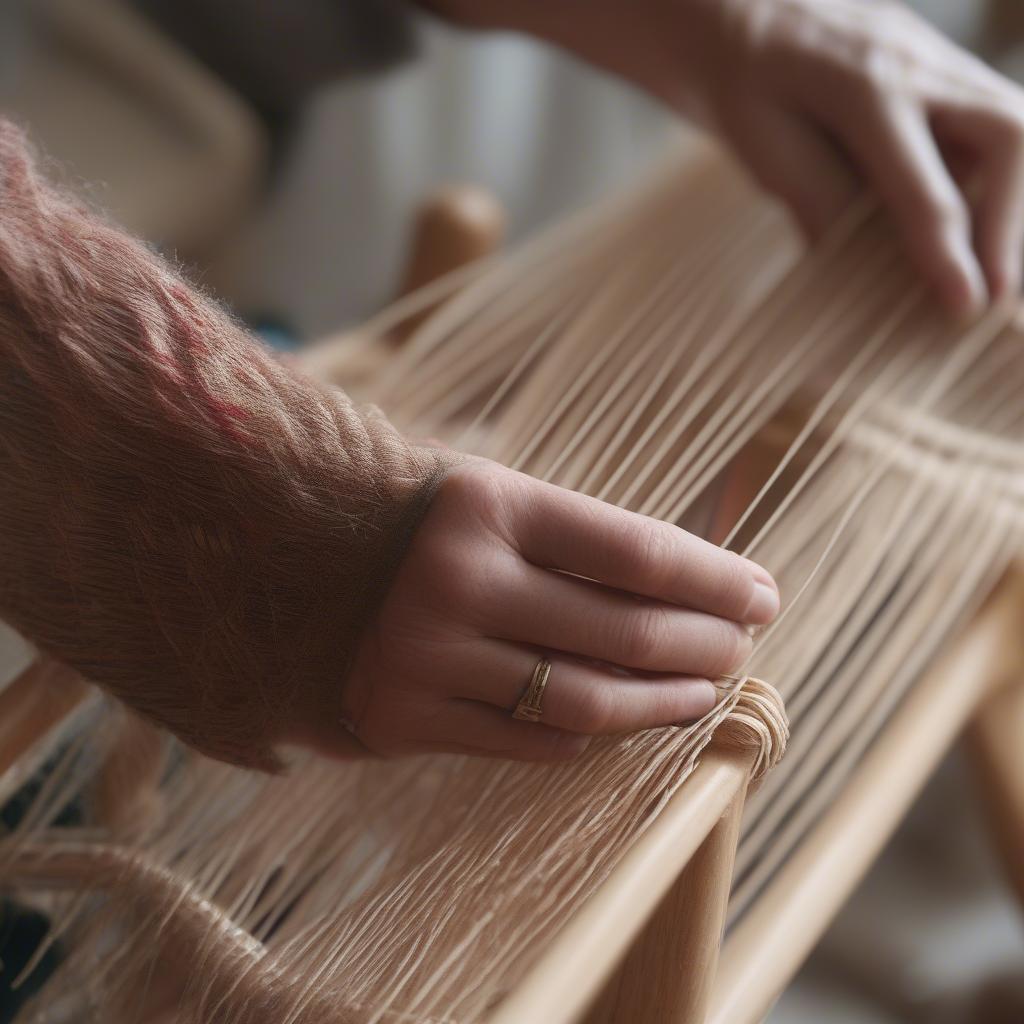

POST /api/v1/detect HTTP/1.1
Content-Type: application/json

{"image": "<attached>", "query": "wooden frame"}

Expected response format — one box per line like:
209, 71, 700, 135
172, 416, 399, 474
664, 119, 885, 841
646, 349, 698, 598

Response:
4, 188, 1024, 1023
5, 570, 1021, 1023
482, 570, 1024, 1024
329, 188, 1024, 1023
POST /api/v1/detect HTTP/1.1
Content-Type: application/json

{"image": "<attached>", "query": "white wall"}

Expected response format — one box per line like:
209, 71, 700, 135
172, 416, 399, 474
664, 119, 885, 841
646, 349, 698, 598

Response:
208, 14, 680, 337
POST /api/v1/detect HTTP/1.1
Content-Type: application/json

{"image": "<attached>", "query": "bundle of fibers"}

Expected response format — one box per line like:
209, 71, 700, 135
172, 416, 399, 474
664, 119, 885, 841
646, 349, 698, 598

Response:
0, 120, 449, 770
2, 137, 1023, 1024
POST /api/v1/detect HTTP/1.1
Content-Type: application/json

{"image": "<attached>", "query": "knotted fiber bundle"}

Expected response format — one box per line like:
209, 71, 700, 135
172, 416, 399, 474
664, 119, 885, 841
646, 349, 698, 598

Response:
2, 129, 1022, 1023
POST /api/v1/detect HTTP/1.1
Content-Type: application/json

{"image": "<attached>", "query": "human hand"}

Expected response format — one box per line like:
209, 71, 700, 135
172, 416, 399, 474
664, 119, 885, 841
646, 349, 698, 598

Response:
299, 458, 778, 761
426, 0, 1024, 316
665, 0, 1024, 316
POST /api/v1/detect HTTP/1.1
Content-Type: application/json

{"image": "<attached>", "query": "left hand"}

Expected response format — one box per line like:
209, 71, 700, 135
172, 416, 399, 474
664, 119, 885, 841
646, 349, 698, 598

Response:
664, 0, 1024, 316
428, 0, 1024, 316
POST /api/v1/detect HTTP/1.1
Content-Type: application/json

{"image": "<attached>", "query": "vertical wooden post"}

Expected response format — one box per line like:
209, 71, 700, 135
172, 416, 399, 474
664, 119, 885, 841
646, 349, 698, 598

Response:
583, 771, 748, 1024
967, 675, 1024, 909
487, 749, 751, 1024
0, 659, 86, 776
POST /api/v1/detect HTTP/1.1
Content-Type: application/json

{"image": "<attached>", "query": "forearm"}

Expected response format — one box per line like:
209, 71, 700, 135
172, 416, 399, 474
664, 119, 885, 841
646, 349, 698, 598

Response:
0, 121, 449, 769
418, 0, 720, 114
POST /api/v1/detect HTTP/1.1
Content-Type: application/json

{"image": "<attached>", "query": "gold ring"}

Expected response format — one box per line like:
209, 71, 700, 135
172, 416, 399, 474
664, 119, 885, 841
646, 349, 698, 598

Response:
512, 657, 552, 722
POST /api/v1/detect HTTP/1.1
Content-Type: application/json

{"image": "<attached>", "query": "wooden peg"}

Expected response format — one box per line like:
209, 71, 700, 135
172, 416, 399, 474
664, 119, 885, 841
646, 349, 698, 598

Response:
397, 185, 505, 299
301, 184, 505, 389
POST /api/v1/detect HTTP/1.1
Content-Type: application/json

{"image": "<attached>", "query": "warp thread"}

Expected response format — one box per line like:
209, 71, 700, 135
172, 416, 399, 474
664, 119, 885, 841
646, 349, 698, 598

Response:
0, 678, 785, 1023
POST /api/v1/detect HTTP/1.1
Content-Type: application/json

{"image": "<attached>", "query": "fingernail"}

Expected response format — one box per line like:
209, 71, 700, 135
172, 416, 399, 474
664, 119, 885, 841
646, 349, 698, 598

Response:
681, 681, 718, 720
744, 581, 780, 625
696, 680, 718, 707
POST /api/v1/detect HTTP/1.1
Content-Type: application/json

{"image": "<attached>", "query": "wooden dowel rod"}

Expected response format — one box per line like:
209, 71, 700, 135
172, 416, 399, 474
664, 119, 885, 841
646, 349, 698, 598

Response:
708, 574, 1024, 1024
583, 776, 748, 1024
966, 674, 1024, 908
487, 747, 751, 1024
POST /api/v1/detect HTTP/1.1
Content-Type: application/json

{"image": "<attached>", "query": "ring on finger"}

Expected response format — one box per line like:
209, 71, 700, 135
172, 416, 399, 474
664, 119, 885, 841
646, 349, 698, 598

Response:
512, 656, 552, 722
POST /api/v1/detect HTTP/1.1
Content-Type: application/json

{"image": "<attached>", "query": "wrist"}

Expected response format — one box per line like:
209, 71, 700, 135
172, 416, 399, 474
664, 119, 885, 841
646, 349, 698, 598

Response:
421, 0, 738, 123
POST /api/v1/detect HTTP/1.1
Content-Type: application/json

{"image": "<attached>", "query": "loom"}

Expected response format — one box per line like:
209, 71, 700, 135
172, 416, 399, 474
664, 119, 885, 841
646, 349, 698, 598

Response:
2, 142, 1024, 1023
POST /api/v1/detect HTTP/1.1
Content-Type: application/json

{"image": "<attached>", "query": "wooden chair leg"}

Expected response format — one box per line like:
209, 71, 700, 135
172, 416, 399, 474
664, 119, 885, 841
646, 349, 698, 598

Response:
966, 674, 1024, 909
583, 775, 747, 1024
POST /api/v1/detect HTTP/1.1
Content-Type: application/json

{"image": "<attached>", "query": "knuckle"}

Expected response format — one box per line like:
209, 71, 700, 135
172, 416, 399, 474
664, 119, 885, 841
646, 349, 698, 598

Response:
438, 461, 506, 518
627, 521, 675, 584
571, 688, 617, 735
411, 532, 480, 606
835, 38, 895, 100
442, 548, 504, 611
859, 49, 892, 94
614, 610, 666, 664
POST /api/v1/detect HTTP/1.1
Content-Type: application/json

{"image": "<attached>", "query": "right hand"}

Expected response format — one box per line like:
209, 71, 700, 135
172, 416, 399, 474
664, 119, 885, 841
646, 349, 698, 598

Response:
308, 458, 779, 762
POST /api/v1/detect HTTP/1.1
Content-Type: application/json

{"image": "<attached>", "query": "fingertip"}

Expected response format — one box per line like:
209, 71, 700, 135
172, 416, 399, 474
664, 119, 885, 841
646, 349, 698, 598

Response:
743, 581, 780, 626
745, 559, 777, 590
983, 249, 1022, 305
932, 238, 987, 320
692, 680, 719, 715
741, 559, 780, 625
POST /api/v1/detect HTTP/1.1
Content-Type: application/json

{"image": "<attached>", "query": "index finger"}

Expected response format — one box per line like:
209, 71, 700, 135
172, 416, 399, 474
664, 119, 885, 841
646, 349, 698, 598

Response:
515, 479, 779, 625
838, 96, 986, 315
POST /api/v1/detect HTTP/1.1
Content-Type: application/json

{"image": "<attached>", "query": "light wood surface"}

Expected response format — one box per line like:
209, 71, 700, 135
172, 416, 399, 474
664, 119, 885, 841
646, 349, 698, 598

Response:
0, 659, 86, 776
487, 748, 752, 1024
967, 673, 1024, 908
397, 185, 505, 304
707, 573, 1024, 1024
583, 775, 748, 1024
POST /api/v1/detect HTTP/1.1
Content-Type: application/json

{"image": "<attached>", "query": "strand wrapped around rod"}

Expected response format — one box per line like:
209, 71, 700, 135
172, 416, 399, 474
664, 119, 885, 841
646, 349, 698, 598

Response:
1, 669, 783, 1024
3, 125, 1023, 1024
713, 677, 789, 780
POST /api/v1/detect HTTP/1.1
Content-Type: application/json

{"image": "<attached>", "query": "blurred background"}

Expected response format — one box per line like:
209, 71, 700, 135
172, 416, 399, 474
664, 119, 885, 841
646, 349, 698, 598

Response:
0, 0, 1023, 1020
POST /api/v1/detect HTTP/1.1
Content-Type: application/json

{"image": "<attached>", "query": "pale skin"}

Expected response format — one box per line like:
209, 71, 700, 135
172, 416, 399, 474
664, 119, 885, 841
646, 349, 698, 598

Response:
310, 0, 1024, 762
317, 459, 779, 761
